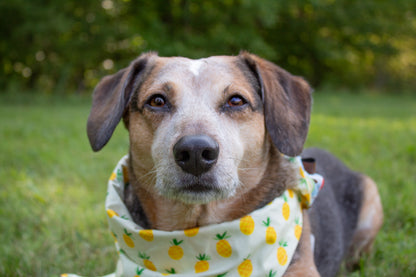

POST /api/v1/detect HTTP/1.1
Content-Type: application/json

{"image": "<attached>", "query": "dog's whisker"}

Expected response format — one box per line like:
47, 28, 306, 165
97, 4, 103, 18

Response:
137, 168, 158, 185
138, 170, 157, 180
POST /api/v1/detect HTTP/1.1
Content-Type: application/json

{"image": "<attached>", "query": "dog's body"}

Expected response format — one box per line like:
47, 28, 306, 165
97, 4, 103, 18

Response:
87, 52, 383, 276
302, 148, 383, 276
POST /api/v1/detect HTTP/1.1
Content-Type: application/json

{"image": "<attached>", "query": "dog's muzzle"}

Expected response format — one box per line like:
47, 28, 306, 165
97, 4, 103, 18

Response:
173, 135, 219, 176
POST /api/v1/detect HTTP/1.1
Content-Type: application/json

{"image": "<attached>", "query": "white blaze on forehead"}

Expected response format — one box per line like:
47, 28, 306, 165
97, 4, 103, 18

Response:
188, 59, 204, 76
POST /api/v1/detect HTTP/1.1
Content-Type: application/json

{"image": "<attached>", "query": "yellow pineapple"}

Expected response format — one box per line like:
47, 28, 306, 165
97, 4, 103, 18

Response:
194, 253, 210, 273
299, 166, 305, 178
168, 238, 184, 260
123, 228, 134, 248
215, 232, 232, 258
304, 193, 311, 207
106, 209, 119, 218
294, 218, 302, 240
237, 256, 253, 277
240, 215, 255, 235
262, 217, 277, 244
299, 178, 311, 209
109, 172, 117, 181
184, 227, 199, 237
277, 241, 288, 265
282, 195, 290, 221
287, 189, 294, 198
134, 267, 144, 277
139, 252, 157, 271
139, 229, 154, 242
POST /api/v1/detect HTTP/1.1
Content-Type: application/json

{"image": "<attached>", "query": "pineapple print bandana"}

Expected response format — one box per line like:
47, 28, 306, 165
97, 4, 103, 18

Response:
64, 155, 323, 277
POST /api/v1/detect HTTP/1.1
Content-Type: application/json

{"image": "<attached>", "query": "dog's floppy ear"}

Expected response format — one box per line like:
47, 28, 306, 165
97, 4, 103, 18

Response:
239, 52, 312, 156
87, 53, 156, 151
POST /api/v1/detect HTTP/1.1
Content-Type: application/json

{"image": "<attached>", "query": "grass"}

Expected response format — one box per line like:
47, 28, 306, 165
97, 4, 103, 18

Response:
0, 90, 415, 276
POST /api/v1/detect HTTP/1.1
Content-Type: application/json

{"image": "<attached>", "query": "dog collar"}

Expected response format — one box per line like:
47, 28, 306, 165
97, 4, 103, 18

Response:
64, 155, 323, 277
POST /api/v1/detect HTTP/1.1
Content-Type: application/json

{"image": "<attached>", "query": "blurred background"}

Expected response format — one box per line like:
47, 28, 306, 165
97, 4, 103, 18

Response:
1, 1, 416, 276
1, 0, 416, 94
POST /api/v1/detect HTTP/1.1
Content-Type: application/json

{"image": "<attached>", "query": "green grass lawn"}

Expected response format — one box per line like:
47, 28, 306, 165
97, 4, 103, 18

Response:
1, 91, 415, 276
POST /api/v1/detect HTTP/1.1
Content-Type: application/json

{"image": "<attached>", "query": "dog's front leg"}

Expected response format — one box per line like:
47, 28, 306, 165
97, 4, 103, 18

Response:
284, 211, 320, 277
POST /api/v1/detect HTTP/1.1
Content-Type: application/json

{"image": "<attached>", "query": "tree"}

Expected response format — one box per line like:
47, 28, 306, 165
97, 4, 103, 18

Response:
1, 0, 415, 93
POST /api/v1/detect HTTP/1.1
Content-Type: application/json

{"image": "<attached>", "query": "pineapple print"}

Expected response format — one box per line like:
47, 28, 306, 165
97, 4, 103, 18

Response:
237, 256, 253, 277
116, 168, 123, 181
134, 267, 144, 277
168, 239, 184, 260
298, 178, 311, 209
194, 254, 210, 273
303, 193, 311, 208
163, 268, 177, 275
184, 227, 199, 237
110, 231, 117, 243
139, 252, 157, 271
106, 208, 119, 218
109, 172, 117, 181
277, 241, 288, 265
123, 228, 134, 248
294, 218, 302, 240
215, 232, 232, 258
299, 166, 305, 178
139, 229, 154, 242
240, 215, 255, 235
282, 194, 290, 221
268, 270, 277, 277
262, 217, 277, 244
287, 189, 294, 198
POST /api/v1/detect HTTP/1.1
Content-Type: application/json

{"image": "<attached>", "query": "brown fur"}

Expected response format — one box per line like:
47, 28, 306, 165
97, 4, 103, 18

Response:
285, 211, 320, 277
86, 52, 380, 276
125, 136, 298, 231
112, 53, 309, 230
347, 175, 383, 268
239, 52, 311, 157
87, 52, 316, 275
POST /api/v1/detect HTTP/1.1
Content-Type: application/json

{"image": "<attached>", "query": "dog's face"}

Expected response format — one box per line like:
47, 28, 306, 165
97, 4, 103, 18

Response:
128, 56, 268, 204
87, 52, 311, 205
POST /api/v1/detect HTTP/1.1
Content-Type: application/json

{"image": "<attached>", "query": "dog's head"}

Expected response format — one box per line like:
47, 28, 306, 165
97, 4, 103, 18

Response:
87, 52, 311, 204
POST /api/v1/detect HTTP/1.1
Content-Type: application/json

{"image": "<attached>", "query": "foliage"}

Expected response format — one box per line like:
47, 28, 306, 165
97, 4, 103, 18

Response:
1, 0, 416, 93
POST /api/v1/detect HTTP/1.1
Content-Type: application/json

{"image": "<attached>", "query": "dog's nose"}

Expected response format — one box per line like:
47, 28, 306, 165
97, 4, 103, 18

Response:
173, 135, 219, 176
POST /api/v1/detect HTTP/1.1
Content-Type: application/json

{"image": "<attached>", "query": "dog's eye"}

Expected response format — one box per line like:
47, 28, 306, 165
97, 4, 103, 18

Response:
227, 95, 247, 107
147, 95, 166, 108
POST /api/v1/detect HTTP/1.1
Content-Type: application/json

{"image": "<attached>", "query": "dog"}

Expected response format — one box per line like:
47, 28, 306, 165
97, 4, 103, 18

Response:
86, 52, 383, 277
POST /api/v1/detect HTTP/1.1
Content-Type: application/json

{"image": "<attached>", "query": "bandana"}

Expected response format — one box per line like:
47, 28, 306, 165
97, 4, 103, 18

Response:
63, 155, 323, 277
